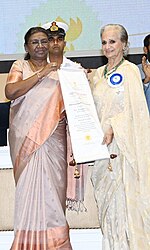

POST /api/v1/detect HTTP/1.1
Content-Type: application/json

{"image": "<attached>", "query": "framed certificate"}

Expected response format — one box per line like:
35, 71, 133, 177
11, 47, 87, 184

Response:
58, 67, 109, 163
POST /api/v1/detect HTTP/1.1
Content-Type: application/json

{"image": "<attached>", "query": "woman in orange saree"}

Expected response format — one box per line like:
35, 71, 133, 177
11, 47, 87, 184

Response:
5, 27, 72, 249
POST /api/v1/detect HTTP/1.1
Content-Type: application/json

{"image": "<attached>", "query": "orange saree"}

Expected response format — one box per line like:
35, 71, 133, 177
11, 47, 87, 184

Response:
7, 60, 72, 249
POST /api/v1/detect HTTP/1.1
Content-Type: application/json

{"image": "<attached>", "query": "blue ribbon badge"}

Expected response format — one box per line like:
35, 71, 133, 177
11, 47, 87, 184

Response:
108, 73, 124, 88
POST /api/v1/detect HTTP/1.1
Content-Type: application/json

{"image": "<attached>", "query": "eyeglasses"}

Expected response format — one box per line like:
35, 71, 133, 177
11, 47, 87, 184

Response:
28, 39, 49, 46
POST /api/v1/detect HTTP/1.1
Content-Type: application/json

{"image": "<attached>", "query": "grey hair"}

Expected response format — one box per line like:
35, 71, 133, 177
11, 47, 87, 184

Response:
100, 24, 129, 56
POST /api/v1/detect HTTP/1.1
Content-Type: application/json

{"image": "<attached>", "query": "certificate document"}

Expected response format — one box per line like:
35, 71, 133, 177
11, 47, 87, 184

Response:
58, 67, 109, 163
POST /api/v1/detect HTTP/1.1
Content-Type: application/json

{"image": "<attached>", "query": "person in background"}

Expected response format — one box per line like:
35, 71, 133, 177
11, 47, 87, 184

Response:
42, 20, 82, 70
142, 54, 150, 78
91, 24, 150, 249
138, 34, 150, 113
5, 26, 72, 249
42, 20, 88, 210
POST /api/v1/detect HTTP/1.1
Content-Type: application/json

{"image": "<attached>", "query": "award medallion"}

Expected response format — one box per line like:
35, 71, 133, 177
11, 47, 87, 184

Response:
108, 73, 124, 88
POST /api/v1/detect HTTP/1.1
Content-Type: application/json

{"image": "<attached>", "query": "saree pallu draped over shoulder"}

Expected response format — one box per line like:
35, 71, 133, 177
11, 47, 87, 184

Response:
91, 60, 150, 250
7, 60, 72, 249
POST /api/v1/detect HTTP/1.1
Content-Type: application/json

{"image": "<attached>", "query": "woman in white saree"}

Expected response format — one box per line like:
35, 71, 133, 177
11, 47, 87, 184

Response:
5, 27, 72, 249
91, 24, 150, 249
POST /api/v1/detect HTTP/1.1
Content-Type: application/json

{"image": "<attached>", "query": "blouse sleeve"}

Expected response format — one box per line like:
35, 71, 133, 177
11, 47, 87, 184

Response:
7, 60, 23, 84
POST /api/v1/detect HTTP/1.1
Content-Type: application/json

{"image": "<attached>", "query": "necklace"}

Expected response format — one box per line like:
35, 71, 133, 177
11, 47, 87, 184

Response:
103, 57, 125, 79
28, 60, 47, 72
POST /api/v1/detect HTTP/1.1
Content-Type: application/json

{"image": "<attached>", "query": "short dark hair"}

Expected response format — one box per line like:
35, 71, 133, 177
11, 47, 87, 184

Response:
143, 34, 150, 48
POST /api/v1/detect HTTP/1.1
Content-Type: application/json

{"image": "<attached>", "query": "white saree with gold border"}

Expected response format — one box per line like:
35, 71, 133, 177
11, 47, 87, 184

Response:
91, 60, 150, 250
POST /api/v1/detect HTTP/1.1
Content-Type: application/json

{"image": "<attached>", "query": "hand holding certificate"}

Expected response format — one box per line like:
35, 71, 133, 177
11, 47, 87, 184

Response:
58, 67, 109, 163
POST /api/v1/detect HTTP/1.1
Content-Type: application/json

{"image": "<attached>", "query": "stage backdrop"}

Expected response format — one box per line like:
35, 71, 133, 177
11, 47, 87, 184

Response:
0, 0, 150, 60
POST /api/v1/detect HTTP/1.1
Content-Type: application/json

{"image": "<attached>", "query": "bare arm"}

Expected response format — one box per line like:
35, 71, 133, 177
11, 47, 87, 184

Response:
102, 127, 114, 146
5, 73, 40, 100
5, 62, 58, 100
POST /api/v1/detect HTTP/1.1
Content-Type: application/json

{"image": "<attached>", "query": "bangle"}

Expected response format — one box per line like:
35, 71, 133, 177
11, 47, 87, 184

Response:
36, 71, 42, 81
